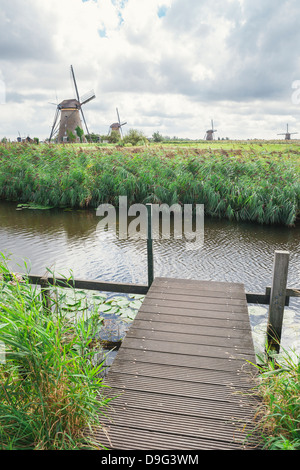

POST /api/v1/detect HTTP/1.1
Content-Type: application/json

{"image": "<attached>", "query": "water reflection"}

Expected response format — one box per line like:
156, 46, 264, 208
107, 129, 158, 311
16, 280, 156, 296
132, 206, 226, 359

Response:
1, 200, 299, 354
0, 201, 299, 293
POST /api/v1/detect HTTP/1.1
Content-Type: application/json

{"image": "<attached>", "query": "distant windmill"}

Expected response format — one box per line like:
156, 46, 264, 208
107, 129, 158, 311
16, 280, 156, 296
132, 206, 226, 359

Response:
49, 65, 95, 143
17, 131, 31, 143
204, 120, 217, 141
277, 123, 298, 140
109, 108, 127, 137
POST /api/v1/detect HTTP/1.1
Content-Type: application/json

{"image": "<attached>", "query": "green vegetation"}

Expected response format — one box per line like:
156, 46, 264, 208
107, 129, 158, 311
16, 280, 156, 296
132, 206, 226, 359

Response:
253, 350, 300, 450
0, 141, 299, 226
0, 253, 143, 450
0, 256, 109, 449
75, 126, 84, 143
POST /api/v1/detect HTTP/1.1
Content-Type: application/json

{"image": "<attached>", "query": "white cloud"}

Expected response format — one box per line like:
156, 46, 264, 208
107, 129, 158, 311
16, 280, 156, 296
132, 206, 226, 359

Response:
0, 0, 300, 140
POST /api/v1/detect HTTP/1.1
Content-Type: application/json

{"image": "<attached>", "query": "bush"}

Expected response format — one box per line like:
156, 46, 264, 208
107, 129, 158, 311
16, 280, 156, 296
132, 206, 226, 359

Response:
123, 129, 148, 146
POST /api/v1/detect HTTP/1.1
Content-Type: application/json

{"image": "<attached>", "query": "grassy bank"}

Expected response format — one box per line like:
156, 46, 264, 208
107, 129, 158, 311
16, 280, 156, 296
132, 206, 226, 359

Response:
0, 255, 111, 450
253, 350, 300, 450
0, 142, 299, 226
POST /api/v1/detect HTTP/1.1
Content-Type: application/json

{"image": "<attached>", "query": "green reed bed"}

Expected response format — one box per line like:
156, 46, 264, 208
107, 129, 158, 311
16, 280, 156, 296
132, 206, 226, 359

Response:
0, 143, 299, 225
0, 254, 113, 450
253, 350, 300, 450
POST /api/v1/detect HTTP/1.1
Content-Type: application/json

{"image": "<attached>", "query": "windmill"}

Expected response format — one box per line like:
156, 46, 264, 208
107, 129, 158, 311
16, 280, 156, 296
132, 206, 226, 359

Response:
277, 123, 298, 140
204, 120, 217, 141
49, 65, 95, 143
17, 131, 31, 143
108, 108, 127, 137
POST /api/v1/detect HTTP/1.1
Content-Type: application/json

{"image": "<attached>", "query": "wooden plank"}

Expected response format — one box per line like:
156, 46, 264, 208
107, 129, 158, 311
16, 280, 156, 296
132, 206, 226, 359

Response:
136, 310, 251, 330
109, 359, 255, 387
27, 274, 149, 295
113, 348, 254, 373
139, 299, 249, 316
92, 425, 250, 450
120, 336, 255, 359
126, 327, 254, 350
102, 387, 256, 421
97, 407, 257, 447
149, 285, 247, 300
146, 291, 247, 307
90, 277, 260, 450
132, 317, 252, 336
153, 277, 244, 291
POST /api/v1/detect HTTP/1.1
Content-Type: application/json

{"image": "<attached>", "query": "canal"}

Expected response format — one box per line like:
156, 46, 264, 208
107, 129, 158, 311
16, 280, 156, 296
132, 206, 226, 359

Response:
0, 201, 299, 356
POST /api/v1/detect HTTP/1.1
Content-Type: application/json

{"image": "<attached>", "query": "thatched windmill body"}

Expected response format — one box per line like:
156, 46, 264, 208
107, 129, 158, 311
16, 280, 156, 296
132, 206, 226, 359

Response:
277, 123, 298, 140
109, 108, 127, 137
49, 66, 95, 143
204, 120, 217, 140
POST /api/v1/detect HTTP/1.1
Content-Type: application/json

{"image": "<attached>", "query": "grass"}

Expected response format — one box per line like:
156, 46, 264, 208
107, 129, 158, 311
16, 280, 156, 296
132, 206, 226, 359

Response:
0, 254, 114, 450
252, 349, 300, 450
0, 141, 299, 226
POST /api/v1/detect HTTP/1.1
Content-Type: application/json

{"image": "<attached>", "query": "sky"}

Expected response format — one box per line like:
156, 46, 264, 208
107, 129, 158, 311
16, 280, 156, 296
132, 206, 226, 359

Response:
1, 0, 300, 141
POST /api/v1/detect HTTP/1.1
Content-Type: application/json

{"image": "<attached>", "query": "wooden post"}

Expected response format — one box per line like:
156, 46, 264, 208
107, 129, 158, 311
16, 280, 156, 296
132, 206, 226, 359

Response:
40, 274, 52, 312
266, 250, 289, 353
146, 203, 154, 287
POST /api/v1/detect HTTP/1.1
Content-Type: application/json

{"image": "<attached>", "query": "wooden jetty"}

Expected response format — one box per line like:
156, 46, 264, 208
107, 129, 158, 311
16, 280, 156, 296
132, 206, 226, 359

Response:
91, 277, 261, 450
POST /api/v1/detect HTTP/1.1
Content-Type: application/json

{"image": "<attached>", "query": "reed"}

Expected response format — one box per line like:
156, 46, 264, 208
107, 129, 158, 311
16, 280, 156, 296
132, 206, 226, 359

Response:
0, 254, 111, 450
0, 143, 299, 226
253, 349, 300, 450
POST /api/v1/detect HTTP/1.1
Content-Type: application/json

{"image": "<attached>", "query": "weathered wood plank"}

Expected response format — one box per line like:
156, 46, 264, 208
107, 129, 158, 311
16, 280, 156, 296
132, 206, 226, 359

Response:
109, 359, 255, 387
126, 326, 254, 350
139, 299, 249, 315
113, 348, 254, 373
132, 317, 252, 336
102, 387, 256, 421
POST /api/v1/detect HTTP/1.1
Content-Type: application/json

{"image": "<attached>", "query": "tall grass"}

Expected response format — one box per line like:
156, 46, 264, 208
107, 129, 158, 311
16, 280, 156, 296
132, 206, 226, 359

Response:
0, 254, 112, 450
0, 143, 299, 226
253, 350, 300, 450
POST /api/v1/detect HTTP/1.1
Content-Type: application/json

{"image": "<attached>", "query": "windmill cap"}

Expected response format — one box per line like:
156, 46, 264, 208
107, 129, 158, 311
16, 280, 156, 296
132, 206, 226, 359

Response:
59, 99, 81, 109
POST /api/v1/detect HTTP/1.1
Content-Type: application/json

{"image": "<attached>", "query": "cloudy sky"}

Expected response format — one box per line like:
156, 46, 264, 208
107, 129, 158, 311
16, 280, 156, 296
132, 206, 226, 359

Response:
1, 0, 300, 141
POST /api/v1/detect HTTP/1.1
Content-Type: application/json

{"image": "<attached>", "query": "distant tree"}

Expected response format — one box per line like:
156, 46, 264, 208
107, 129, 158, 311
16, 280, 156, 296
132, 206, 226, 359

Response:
152, 131, 164, 142
75, 126, 84, 143
123, 129, 148, 146
85, 133, 100, 143
67, 130, 76, 142
108, 130, 120, 143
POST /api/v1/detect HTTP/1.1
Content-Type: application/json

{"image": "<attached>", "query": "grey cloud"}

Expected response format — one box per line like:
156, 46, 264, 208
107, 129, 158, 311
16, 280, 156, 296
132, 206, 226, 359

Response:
0, 0, 56, 61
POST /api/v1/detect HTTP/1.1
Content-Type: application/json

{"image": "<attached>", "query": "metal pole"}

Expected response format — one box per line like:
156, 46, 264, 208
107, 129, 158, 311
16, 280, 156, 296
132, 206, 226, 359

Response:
266, 250, 289, 353
146, 203, 154, 287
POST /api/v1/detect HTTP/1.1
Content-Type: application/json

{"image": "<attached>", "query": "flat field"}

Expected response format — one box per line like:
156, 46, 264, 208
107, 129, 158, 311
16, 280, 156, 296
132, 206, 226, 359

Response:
0, 140, 299, 226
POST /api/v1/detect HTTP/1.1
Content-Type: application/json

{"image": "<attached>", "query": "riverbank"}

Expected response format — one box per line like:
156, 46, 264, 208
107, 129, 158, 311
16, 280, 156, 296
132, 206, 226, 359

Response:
0, 141, 299, 226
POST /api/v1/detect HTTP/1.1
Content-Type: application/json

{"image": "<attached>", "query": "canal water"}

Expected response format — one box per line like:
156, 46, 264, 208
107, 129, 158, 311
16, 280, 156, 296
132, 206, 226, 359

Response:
0, 201, 299, 356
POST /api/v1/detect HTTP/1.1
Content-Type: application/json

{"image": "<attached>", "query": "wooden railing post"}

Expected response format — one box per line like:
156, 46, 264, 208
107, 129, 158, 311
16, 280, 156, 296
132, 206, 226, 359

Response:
146, 203, 154, 287
40, 274, 52, 312
266, 250, 290, 353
